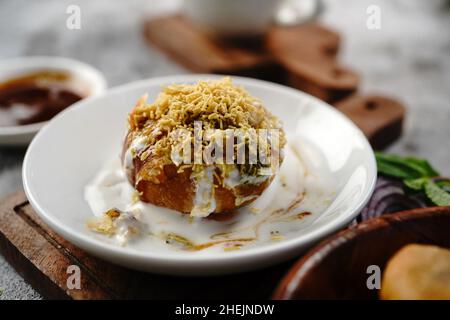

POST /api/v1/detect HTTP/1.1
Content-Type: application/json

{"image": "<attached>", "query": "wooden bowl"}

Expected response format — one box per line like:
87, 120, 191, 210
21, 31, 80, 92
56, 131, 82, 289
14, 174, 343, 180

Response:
273, 206, 450, 299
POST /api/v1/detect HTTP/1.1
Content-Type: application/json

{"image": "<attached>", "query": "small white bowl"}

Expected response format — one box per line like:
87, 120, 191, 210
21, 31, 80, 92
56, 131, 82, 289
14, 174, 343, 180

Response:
0, 56, 107, 146
23, 75, 376, 275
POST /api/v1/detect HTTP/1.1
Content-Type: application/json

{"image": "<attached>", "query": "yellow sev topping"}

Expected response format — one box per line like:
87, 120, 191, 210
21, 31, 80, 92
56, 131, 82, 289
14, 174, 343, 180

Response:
126, 77, 285, 182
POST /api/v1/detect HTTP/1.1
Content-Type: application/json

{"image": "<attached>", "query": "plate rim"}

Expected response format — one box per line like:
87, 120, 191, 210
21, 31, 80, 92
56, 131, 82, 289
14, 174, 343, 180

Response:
22, 74, 377, 272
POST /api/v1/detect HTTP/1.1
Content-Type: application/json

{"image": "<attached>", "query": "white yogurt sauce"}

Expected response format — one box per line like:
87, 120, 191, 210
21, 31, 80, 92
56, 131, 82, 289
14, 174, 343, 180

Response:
190, 166, 217, 217
84, 137, 336, 253
122, 134, 148, 176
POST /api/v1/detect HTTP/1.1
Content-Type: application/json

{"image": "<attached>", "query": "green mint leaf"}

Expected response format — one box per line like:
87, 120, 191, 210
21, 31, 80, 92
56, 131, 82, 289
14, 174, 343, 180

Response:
403, 157, 440, 177
404, 177, 428, 191
424, 180, 450, 206
376, 154, 422, 179
376, 161, 417, 179
375, 152, 440, 179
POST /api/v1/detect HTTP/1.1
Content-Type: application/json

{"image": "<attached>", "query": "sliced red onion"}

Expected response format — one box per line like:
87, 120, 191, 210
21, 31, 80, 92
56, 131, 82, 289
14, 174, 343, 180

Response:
355, 176, 427, 223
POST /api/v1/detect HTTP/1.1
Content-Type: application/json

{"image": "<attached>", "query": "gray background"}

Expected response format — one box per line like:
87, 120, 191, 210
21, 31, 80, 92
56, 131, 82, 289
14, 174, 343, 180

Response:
0, 0, 449, 299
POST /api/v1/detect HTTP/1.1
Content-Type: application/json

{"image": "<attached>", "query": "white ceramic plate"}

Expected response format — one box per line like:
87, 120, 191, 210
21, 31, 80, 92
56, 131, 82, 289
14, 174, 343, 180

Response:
0, 56, 107, 146
23, 75, 376, 275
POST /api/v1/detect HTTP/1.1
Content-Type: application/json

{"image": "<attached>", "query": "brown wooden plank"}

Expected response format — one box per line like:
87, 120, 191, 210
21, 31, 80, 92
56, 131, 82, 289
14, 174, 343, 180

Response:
0, 191, 114, 299
335, 95, 405, 150
267, 23, 359, 103
143, 15, 279, 78
18, 201, 139, 298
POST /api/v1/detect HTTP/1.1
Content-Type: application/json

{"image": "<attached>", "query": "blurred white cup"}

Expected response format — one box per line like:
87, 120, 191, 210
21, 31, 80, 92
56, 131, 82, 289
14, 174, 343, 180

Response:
183, 0, 322, 37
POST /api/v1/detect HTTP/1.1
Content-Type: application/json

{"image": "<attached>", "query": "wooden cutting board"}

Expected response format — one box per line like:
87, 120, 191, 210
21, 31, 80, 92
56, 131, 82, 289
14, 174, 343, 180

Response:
0, 191, 294, 299
144, 15, 358, 104
0, 96, 404, 299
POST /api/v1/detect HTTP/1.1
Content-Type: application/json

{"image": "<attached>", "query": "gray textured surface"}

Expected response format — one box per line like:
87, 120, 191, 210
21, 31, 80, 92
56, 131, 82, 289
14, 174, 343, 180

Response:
0, 0, 449, 299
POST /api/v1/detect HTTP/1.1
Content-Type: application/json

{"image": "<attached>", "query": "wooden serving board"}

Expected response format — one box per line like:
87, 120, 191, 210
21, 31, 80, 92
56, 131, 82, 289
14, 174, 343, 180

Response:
144, 15, 358, 104
0, 191, 293, 299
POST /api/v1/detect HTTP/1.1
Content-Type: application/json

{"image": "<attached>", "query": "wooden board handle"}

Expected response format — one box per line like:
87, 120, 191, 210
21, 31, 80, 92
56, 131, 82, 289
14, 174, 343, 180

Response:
335, 95, 405, 150
267, 24, 359, 103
